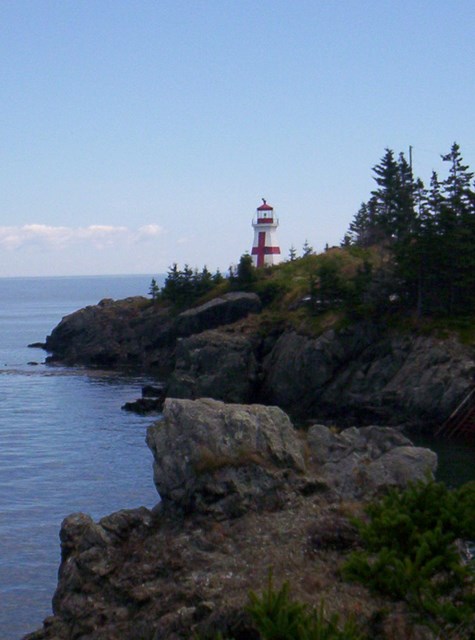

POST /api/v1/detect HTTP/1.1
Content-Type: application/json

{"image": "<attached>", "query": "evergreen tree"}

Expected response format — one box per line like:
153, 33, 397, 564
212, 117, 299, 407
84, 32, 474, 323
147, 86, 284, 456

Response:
370, 149, 416, 242
148, 278, 160, 301
344, 143, 475, 317
235, 253, 256, 288
302, 239, 314, 256
212, 268, 224, 285
288, 245, 297, 261
161, 263, 180, 304
440, 143, 475, 313
347, 202, 378, 246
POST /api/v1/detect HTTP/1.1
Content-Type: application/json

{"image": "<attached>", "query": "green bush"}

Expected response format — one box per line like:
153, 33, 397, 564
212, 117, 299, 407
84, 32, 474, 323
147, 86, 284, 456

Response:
247, 574, 365, 640
342, 480, 475, 632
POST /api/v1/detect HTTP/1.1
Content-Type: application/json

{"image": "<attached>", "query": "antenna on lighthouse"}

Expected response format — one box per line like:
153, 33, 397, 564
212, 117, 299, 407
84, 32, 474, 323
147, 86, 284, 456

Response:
251, 198, 281, 268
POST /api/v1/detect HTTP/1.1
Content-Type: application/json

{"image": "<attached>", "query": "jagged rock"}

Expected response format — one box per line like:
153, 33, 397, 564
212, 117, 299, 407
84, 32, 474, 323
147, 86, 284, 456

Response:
308, 512, 360, 551
174, 292, 262, 337
146, 397, 307, 516
58, 513, 111, 561
307, 424, 437, 498
25, 399, 441, 640
42, 292, 261, 376
40, 289, 475, 428
261, 324, 379, 414
319, 334, 475, 424
44, 296, 175, 371
122, 397, 164, 414
142, 384, 166, 397
262, 326, 475, 425
122, 384, 167, 414
167, 330, 259, 403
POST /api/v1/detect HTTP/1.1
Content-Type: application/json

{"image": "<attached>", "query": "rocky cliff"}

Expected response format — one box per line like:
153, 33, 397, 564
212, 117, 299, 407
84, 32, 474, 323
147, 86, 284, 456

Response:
41, 293, 475, 429
43, 292, 261, 375
25, 398, 437, 640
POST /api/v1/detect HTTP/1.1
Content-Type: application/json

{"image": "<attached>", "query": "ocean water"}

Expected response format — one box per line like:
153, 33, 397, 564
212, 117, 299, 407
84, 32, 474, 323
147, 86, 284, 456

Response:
0, 275, 163, 639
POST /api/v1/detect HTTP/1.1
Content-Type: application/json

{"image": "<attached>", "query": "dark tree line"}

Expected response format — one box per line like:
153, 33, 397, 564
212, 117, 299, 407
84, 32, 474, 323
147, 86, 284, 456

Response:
344, 143, 475, 316
158, 264, 224, 309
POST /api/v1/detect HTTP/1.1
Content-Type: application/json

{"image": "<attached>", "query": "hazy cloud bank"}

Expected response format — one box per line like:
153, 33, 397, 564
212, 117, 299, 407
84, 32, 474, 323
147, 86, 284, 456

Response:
0, 224, 163, 250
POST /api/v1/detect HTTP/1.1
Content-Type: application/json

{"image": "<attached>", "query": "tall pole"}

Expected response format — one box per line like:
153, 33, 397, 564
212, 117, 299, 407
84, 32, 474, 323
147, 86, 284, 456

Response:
409, 145, 413, 172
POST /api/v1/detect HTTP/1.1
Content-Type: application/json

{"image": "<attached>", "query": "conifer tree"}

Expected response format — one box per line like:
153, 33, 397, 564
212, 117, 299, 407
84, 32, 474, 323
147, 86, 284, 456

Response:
148, 278, 160, 301
439, 143, 475, 313
235, 253, 256, 287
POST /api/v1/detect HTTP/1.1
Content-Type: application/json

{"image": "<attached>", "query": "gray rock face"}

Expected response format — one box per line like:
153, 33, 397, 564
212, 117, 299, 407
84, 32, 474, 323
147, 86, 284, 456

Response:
262, 326, 475, 425
43, 291, 261, 374
26, 398, 440, 640
167, 330, 259, 403
44, 297, 175, 370
261, 324, 379, 412
43, 289, 475, 427
174, 292, 262, 337
307, 424, 437, 498
146, 397, 307, 516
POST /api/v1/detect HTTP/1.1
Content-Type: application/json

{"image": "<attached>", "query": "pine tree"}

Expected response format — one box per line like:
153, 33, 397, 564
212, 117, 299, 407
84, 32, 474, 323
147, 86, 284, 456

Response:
148, 278, 160, 301
370, 149, 416, 242
213, 268, 224, 285
235, 253, 256, 288
302, 240, 313, 256
347, 202, 378, 246
439, 143, 475, 313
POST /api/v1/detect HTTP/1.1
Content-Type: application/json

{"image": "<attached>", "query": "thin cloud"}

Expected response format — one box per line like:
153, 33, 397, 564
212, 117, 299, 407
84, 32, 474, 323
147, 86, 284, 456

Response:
0, 224, 164, 251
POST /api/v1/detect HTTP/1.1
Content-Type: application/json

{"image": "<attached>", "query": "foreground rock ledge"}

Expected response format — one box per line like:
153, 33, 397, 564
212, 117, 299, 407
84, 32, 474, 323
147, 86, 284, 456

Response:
25, 399, 437, 640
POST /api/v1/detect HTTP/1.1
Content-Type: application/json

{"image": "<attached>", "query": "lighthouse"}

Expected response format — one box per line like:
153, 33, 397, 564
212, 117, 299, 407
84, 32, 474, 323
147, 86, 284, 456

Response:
251, 199, 281, 267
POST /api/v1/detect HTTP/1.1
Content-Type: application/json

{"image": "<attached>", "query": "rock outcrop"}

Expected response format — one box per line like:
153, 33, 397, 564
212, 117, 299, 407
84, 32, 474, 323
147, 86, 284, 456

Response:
44, 292, 261, 374
261, 327, 475, 426
307, 424, 437, 499
146, 398, 307, 516
42, 293, 475, 428
25, 399, 438, 640
167, 330, 259, 403
174, 292, 262, 338
122, 384, 167, 414
44, 297, 175, 371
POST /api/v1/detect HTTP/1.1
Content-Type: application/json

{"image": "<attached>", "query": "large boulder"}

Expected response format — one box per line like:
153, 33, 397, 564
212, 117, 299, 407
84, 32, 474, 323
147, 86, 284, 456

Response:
146, 398, 307, 516
307, 424, 437, 498
167, 330, 259, 403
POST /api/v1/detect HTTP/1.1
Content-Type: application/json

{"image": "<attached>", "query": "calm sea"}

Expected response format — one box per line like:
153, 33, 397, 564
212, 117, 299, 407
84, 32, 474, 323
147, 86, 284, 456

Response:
0, 275, 163, 639
0, 276, 473, 639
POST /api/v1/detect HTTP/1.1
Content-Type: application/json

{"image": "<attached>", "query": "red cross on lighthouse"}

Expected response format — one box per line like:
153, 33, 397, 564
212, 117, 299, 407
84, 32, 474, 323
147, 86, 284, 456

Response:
251, 199, 281, 268
253, 231, 267, 267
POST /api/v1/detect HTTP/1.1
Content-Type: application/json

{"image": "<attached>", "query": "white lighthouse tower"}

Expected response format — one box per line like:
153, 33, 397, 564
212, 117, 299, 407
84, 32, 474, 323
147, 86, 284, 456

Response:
251, 198, 281, 267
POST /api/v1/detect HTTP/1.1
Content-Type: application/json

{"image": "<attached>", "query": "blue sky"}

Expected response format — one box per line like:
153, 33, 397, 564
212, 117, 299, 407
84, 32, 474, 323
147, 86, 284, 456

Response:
0, 0, 474, 276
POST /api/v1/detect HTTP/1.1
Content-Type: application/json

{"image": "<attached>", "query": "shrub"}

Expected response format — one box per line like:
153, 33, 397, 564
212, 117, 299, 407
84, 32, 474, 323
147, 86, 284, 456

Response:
342, 480, 475, 633
247, 574, 365, 640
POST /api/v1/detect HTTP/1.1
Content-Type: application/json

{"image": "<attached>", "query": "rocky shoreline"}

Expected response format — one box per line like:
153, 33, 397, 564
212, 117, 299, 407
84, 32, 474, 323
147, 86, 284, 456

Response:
40, 292, 475, 429
24, 398, 438, 640
23, 293, 474, 639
